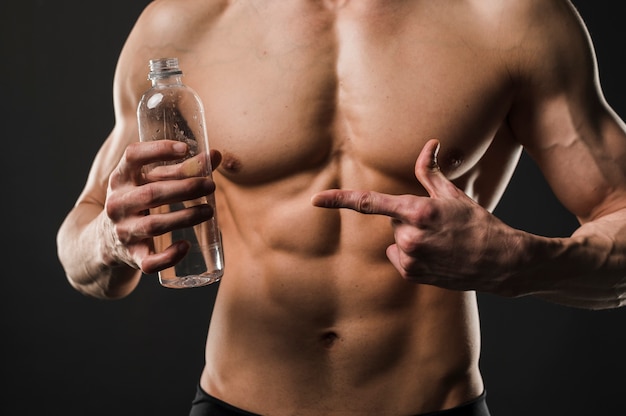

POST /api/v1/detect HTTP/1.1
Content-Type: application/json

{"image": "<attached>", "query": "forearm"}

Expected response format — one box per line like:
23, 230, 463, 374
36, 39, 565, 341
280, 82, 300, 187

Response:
56, 203, 141, 300
518, 209, 626, 310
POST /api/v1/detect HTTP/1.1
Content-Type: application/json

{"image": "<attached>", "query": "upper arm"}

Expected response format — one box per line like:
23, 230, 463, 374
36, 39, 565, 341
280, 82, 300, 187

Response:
76, 0, 208, 208
505, 0, 626, 223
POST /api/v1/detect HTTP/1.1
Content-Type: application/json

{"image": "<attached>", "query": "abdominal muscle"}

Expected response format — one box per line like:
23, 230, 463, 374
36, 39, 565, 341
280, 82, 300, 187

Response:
185, 1, 501, 413
200, 164, 484, 415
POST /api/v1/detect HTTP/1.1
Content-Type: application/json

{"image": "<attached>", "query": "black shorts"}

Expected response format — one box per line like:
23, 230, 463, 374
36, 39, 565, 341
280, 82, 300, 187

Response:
189, 384, 491, 416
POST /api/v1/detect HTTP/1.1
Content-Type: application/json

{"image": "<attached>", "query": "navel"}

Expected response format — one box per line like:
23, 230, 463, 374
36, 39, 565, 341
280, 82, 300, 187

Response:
320, 331, 339, 349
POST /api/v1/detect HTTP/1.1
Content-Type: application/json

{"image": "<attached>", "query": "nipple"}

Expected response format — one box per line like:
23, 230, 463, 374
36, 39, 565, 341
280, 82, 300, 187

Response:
442, 149, 464, 171
220, 152, 242, 173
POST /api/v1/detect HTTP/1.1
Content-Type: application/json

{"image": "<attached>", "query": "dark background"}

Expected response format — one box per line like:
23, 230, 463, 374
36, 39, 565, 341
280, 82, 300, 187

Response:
2, 1, 625, 415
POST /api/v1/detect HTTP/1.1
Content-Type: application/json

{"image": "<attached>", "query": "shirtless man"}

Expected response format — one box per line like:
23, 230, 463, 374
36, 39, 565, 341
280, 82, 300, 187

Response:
56, 0, 626, 415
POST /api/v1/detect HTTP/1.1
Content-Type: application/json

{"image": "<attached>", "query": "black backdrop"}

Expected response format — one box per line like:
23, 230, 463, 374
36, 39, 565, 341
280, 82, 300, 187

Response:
2, 1, 625, 415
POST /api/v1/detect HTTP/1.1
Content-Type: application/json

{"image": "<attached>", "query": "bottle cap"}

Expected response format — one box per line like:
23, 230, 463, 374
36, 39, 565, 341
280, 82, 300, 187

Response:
148, 58, 183, 80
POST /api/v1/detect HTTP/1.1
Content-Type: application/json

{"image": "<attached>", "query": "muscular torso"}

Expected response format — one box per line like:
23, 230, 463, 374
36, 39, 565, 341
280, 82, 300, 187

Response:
137, 0, 525, 414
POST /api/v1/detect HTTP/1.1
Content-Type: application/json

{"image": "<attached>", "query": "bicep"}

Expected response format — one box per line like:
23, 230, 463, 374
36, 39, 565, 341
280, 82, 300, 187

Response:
526, 106, 626, 223
506, 1, 626, 223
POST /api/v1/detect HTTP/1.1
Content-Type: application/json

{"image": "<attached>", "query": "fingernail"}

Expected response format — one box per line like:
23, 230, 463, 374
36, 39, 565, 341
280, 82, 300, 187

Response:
430, 141, 441, 170
173, 142, 187, 154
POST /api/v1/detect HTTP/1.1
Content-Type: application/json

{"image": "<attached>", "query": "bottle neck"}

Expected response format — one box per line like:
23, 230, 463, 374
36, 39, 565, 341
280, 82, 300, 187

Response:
150, 74, 183, 87
148, 57, 184, 86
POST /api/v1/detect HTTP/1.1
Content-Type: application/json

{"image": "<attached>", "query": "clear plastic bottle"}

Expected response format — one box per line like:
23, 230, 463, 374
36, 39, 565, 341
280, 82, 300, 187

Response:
137, 57, 224, 288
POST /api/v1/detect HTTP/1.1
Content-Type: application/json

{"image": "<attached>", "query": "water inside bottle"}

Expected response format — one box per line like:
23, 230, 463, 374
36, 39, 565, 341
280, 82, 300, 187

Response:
152, 201, 224, 288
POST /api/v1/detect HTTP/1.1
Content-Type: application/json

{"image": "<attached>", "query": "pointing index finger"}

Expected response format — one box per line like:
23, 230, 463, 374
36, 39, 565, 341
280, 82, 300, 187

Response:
311, 189, 407, 219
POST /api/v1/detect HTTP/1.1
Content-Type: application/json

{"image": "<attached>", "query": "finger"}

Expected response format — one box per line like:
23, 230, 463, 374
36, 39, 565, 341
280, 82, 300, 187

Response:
142, 204, 214, 238
210, 149, 222, 171
127, 140, 189, 166
112, 203, 213, 246
311, 189, 410, 218
139, 178, 216, 211
386, 244, 422, 282
116, 141, 189, 185
312, 189, 432, 225
146, 153, 213, 181
141, 149, 221, 183
414, 139, 457, 198
140, 240, 190, 275
109, 176, 215, 221
386, 244, 404, 275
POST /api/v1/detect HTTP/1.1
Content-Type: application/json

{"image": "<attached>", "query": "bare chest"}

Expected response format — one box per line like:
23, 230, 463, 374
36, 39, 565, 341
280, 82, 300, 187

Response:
182, 1, 514, 190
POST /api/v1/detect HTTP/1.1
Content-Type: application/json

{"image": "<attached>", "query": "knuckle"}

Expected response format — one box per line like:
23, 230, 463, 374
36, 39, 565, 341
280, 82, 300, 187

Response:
409, 202, 440, 227
396, 230, 421, 254
397, 253, 418, 274
136, 183, 159, 206
123, 142, 142, 164
104, 196, 123, 221
111, 222, 131, 245
137, 214, 162, 237
139, 261, 157, 275
355, 192, 374, 213
104, 200, 116, 220
108, 166, 122, 188
193, 177, 216, 196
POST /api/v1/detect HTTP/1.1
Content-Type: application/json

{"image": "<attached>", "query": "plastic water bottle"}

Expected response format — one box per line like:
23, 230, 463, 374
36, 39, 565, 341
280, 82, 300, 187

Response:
137, 57, 224, 288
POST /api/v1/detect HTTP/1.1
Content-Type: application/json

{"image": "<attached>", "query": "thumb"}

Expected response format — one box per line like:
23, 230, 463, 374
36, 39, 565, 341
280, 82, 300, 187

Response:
414, 139, 455, 198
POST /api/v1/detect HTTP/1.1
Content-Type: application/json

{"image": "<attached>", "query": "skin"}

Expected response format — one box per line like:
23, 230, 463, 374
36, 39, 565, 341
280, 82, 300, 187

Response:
57, 0, 626, 414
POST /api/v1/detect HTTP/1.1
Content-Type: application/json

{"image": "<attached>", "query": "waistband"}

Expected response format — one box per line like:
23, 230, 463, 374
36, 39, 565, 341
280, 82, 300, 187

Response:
190, 384, 490, 416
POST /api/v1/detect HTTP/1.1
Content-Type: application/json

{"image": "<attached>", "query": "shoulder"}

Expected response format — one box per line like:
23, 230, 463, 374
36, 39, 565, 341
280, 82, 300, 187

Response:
448, 0, 593, 84
487, 0, 595, 86
111, 0, 230, 120
137, 0, 230, 40
473, 0, 582, 32
126, 0, 230, 60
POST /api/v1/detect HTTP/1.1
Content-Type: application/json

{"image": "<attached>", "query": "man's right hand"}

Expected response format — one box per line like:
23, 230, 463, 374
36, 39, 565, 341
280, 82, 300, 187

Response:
103, 140, 221, 274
